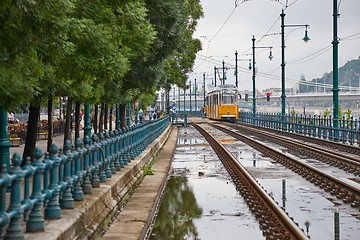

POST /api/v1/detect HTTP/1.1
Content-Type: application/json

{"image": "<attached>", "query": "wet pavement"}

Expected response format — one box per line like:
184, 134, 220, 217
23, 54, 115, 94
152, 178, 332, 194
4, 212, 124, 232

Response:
150, 123, 360, 240
150, 125, 264, 240
209, 124, 360, 240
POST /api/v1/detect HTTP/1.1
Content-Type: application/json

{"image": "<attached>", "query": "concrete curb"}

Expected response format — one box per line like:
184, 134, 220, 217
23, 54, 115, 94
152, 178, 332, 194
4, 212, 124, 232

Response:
101, 127, 178, 240
23, 124, 172, 240
140, 127, 178, 239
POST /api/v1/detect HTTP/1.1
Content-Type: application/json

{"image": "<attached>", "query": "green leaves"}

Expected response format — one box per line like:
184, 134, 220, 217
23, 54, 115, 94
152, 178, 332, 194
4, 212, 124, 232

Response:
0, 0, 203, 109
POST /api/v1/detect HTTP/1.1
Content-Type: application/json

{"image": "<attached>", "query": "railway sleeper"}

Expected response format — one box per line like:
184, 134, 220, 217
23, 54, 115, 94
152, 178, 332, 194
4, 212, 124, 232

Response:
197, 123, 311, 239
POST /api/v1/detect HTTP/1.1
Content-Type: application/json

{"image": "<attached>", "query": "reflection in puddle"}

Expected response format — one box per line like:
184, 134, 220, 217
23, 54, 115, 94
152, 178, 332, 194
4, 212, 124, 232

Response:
257, 177, 360, 240
150, 177, 203, 240
151, 126, 264, 240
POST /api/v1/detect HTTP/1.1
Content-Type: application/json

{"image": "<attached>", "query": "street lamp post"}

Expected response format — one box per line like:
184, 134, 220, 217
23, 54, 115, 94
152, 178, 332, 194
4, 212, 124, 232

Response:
0, 107, 10, 171
173, 87, 175, 108
280, 9, 310, 116
222, 60, 226, 84
178, 87, 181, 112
235, 51, 238, 87
194, 78, 197, 112
183, 88, 185, 112
332, 0, 339, 131
203, 73, 206, 108
214, 66, 217, 87
189, 80, 192, 113
251, 35, 273, 115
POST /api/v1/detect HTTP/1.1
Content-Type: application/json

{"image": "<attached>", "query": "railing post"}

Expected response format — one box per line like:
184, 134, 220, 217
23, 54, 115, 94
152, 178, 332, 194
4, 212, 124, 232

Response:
0, 163, 10, 238
26, 148, 45, 232
91, 135, 100, 188
4, 154, 23, 239
118, 130, 125, 168
129, 126, 136, 159
103, 132, 112, 178
113, 130, 121, 171
45, 144, 61, 219
98, 133, 107, 182
73, 139, 84, 201
135, 125, 142, 156
83, 136, 93, 194
60, 141, 74, 209
341, 116, 346, 144
108, 131, 116, 174
123, 128, 131, 164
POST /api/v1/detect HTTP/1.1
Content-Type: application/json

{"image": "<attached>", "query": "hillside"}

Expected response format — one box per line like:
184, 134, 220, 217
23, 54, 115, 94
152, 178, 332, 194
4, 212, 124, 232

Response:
299, 56, 360, 93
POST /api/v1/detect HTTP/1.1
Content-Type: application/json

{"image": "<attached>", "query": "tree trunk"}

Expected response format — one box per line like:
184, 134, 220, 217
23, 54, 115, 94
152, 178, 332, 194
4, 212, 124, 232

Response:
109, 107, 113, 131
104, 105, 108, 130
99, 104, 104, 132
63, 97, 73, 144
47, 95, 53, 153
93, 104, 98, 134
120, 104, 126, 129
22, 103, 40, 165
75, 102, 80, 139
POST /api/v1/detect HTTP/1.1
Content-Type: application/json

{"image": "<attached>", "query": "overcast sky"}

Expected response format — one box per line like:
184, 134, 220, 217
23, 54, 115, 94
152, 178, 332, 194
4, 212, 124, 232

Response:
191, 0, 360, 92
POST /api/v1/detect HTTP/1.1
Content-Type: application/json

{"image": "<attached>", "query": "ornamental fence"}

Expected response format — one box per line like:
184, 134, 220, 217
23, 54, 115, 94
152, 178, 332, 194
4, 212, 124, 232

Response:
240, 112, 360, 145
0, 116, 169, 239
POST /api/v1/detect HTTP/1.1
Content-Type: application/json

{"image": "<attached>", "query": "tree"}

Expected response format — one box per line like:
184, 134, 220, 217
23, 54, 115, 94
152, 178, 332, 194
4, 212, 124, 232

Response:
121, 0, 203, 96
1, 0, 204, 165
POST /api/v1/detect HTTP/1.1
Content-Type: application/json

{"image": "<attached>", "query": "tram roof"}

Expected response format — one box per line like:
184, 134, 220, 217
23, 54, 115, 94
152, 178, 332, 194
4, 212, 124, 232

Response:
208, 84, 238, 93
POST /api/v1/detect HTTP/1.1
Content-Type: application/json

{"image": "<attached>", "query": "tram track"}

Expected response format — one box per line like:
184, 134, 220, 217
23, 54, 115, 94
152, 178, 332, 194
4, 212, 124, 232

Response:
225, 122, 360, 178
210, 123, 360, 210
192, 122, 309, 240
237, 122, 360, 157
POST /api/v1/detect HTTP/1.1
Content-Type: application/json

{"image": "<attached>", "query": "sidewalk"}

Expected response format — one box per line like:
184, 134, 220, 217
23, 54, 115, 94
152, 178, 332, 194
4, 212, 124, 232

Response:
102, 127, 178, 239
19, 125, 173, 240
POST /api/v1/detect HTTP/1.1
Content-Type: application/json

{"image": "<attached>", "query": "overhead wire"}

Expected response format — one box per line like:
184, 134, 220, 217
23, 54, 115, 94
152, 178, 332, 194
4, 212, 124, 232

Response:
286, 32, 360, 65
257, 16, 281, 44
341, 32, 360, 41
195, 0, 349, 89
287, 44, 332, 64
209, 7, 238, 43
239, 16, 281, 57
286, 0, 299, 9
197, 52, 330, 90
193, 3, 241, 71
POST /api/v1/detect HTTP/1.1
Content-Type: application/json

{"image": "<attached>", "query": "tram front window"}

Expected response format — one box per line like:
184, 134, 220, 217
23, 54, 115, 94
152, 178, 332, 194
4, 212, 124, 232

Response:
222, 95, 235, 104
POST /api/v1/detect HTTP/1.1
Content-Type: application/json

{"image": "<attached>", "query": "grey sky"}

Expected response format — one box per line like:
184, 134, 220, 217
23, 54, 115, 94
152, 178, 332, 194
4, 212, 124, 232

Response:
191, 0, 360, 91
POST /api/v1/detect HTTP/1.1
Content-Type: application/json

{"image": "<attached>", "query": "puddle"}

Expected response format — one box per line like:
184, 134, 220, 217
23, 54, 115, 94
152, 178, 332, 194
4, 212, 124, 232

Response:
151, 125, 360, 240
257, 177, 360, 240
150, 126, 264, 240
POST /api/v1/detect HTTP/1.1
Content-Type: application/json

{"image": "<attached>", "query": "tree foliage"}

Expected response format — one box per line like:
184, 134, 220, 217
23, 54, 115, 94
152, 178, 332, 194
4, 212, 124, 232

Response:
1, 0, 203, 110
1, 0, 203, 161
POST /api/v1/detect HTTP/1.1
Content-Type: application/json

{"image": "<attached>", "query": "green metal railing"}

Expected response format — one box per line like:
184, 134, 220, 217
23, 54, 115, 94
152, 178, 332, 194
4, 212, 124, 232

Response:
0, 117, 169, 239
240, 112, 360, 145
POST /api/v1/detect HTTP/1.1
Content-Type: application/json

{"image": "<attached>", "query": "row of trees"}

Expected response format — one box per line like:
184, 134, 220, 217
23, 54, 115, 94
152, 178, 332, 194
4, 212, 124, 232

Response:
0, 0, 203, 164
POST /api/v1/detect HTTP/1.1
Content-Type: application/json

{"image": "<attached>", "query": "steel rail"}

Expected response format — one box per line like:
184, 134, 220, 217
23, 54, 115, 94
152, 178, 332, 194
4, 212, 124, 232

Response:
211, 123, 360, 209
226, 122, 360, 176
192, 123, 309, 240
237, 122, 360, 156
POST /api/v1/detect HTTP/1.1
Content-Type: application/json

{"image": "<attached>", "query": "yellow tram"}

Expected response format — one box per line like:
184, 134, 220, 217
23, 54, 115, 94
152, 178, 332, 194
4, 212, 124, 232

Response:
205, 84, 239, 122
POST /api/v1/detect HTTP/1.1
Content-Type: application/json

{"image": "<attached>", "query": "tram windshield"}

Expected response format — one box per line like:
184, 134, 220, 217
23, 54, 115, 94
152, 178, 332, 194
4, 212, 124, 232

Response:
222, 94, 236, 104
